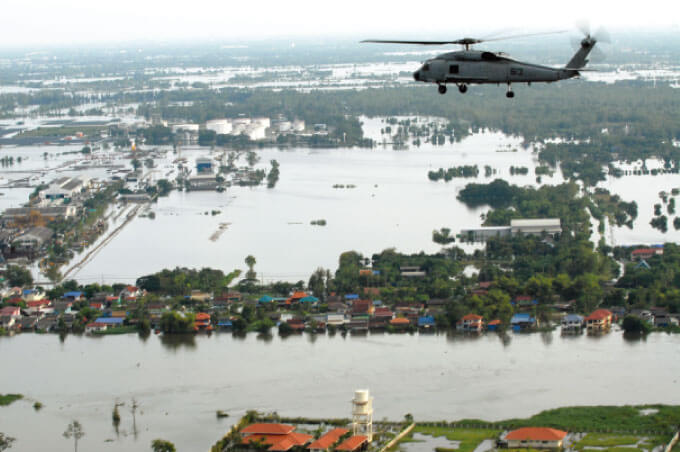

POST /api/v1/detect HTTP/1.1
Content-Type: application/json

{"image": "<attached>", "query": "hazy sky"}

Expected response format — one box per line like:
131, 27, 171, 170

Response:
2, 0, 679, 47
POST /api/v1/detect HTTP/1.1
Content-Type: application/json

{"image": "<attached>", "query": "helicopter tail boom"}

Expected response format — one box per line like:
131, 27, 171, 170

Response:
566, 35, 597, 69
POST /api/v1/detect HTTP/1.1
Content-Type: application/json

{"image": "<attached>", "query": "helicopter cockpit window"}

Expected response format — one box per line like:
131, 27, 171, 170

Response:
449, 65, 459, 74
422, 63, 430, 71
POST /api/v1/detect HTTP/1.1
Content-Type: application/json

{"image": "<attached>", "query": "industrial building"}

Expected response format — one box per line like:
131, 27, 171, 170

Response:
460, 218, 562, 242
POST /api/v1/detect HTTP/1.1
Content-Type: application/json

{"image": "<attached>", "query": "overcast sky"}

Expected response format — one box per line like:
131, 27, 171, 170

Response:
2, 0, 679, 47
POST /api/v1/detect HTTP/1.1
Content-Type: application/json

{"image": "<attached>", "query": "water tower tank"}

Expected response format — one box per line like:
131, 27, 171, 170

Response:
354, 389, 369, 404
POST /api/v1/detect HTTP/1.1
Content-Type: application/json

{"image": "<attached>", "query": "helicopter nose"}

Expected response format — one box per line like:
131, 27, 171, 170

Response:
413, 70, 421, 81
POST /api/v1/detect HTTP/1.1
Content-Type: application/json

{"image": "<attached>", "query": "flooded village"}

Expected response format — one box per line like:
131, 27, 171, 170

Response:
1, 34, 680, 452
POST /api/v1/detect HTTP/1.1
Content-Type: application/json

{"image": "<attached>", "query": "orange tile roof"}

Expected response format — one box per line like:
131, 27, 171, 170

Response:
307, 428, 349, 450
390, 317, 410, 325
506, 427, 567, 441
195, 312, 211, 320
585, 309, 612, 321
241, 423, 295, 435
488, 320, 501, 325
462, 314, 483, 321
336, 435, 368, 451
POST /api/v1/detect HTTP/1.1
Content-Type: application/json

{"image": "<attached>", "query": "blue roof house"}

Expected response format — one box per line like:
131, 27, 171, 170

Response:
511, 313, 536, 332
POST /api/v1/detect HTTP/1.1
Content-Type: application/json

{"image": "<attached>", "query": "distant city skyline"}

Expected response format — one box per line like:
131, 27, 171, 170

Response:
1, 0, 679, 48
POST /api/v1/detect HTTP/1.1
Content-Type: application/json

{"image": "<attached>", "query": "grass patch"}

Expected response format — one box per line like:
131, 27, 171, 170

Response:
93, 325, 138, 335
412, 427, 500, 452
0, 394, 23, 406
576, 434, 642, 447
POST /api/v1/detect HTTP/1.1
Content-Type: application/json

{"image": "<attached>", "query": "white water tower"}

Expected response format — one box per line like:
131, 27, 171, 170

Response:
351, 389, 373, 442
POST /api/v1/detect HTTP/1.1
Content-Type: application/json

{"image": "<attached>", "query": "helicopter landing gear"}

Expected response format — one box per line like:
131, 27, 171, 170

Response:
438, 84, 447, 95
458, 84, 468, 93
506, 84, 515, 98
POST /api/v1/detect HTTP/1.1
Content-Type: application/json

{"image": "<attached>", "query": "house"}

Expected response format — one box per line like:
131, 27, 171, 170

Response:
400, 266, 426, 277
561, 314, 584, 331
457, 314, 483, 332
12, 226, 53, 253
328, 301, 349, 314
630, 247, 663, 260
120, 285, 143, 300
418, 316, 436, 330
348, 316, 369, 331
503, 427, 567, 449
23, 289, 46, 302
335, 435, 368, 452
286, 318, 306, 332
37, 315, 58, 332
370, 307, 393, 329
95, 317, 125, 327
513, 295, 538, 308
0, 306, 21, 319
487, 320, 501, 331
190, 290, 212, 303
258, 295, 274, 304
287, 291, 309, 304
89, 302, 104, 311
20, 316, 39, 330
654, 312, 678, 328
241, 423, 313, 451
389, 317, 410, 329
585, 309, 613, 333
327, 313, 346, 327
351, 300, 374, 317
1, 315, 17, 330
194, 312, 213, 332
307, 428, 349, 452
62, 291, 84, 302
85, 322, 108, 334
511, 313, 536, 331
25, 299, 51, 315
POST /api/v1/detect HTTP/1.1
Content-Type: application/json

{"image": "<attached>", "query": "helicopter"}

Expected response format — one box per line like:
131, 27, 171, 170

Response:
362, 28, 607, 97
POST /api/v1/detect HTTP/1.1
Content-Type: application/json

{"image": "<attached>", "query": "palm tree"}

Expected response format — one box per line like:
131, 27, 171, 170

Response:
63, 420, 85, 452
245, 255, 257, 280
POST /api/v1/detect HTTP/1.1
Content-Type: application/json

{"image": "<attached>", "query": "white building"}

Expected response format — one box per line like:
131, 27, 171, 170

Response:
171, 123, 199, 133
206, 119, 233, 135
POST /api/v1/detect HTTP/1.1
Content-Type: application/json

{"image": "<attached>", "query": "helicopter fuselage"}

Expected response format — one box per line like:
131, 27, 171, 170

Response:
413, 50, 578, 86
412, 50, 583, 96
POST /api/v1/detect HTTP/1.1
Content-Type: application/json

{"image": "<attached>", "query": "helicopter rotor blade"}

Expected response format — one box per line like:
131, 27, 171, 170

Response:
361, 39, 455, 45
482, 29, 569, 43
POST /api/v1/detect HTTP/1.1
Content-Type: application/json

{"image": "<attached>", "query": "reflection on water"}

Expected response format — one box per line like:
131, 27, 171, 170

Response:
159, 333, 197, 349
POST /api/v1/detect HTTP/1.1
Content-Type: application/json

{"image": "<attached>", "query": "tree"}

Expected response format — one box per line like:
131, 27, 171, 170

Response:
63, 420, 85, 452
0, 433, 15, 451
151, 439, 176, 452
6, 265, 33, 287
245, 255, 257, 281
622, 315, 651, 334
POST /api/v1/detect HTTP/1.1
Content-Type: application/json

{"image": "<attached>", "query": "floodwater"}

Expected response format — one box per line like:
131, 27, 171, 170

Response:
70, 128, 561, 283
0, 331, 678, 452
2, 124, 673, 284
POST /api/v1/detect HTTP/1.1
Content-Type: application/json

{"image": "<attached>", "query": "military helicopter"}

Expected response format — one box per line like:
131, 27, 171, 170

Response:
362, 27, 607, 97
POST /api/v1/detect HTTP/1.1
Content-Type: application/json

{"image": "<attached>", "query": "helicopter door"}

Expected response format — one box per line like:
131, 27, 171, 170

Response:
449, 64, 459, 74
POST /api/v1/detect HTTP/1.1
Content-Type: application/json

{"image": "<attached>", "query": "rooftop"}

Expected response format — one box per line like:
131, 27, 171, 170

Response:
241, 423, 295, 435
336, 435, 368, 452
307, 428, 349, 450
505, 427, 567, 441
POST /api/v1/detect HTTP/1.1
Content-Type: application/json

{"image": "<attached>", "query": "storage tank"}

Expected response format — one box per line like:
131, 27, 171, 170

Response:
293, 119, 305, 132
